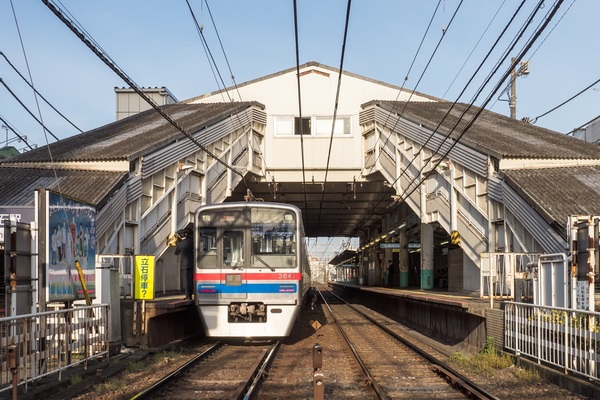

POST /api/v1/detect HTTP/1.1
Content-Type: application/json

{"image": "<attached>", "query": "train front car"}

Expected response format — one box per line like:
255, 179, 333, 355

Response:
194, 202, 308, 339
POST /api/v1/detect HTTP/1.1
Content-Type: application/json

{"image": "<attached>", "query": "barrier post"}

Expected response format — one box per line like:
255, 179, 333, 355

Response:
313, 343, 324, 400
9, 344, 18, 400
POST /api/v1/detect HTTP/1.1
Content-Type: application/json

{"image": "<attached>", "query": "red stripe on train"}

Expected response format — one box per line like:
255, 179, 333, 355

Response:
195, 272, 302, 281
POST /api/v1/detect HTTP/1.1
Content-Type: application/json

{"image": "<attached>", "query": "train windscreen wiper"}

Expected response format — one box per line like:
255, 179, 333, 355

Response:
252, 255, 276, 271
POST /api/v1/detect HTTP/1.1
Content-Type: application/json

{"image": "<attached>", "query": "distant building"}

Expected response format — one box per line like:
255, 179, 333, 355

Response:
0, 146, 20, 160
115, 86, 178, 120
570, 115, 600, 144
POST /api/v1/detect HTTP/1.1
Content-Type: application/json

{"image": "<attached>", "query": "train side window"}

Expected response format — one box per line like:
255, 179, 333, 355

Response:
223, 230, 244, 268
198, 228, 217, 269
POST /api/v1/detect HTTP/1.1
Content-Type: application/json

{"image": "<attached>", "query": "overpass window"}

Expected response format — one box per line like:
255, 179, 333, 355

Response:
315, 116, 351, 136
275, 116, 311, 136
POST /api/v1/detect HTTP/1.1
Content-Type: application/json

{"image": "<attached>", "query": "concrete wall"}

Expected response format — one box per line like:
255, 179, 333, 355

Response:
334, 284, 487, 353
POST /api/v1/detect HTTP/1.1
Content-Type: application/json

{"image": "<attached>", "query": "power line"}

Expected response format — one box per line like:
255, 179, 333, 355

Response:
532, 76, 600, 123
0, 115, 34, 150
361, 0, 464, 182
292, 0, 310, 222
43, 0, 247, 183
351, 0, 553, 235
0, 78, 60, 141
0, 51, 83, 133
316, 0, 353, 235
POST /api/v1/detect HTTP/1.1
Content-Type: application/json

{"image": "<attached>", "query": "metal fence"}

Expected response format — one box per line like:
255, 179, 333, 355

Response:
480, 253, 541, 303
505, 301, 600, 382
0, 304, 109, 394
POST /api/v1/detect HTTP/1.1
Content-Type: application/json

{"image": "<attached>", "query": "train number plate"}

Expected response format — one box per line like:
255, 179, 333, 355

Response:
225, 274, 242, 286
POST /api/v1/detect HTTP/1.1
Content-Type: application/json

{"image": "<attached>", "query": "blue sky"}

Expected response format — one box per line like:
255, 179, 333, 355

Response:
1, 0, 598, 151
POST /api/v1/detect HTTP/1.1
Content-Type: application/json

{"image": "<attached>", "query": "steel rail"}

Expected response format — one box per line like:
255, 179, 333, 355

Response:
129, 341, 224, 400
241, 341, 281, 400
323, 285, 500, 400
316, 287, 389, 400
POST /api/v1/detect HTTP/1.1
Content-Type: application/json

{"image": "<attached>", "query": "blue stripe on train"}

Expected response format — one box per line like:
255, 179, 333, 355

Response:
197, 283, 297, 294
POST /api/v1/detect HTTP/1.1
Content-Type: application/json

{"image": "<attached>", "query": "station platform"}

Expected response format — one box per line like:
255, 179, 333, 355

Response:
330, 282, 504, 353
120, 293, 203, 348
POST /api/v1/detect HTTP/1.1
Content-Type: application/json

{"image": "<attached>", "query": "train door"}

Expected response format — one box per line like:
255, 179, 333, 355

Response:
220, 229, 247, 299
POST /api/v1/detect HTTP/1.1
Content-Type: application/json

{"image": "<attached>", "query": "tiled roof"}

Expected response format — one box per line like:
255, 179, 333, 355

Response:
374, 101, 600, 160
0, 166, 126, 207
504, 166, 600, 229
4, 102, 259, 163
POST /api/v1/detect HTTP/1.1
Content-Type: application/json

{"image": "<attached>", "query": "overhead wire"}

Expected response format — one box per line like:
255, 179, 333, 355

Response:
43, 0, 249, 188
350, 0, 551, 235
532, 76, 600, 124
9, 0, 71, 224
358, 0, 442, 179
497, 0, 575, 109
185, 0, 259, 177
441, 0, 507, 99
1, 51, 83, 134
360, 0, 463, 187
352, 0, 464, 233
201, 0, 265, 176
203, 0, 244, 104
352, 0, 535, 233
0, 78, 60, 141
0, 115, 35, 150
315, 0, 353, 235
292, 0, 310, 222
184, 0, 249, 128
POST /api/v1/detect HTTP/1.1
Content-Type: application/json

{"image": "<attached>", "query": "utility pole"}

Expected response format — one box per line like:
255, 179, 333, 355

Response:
509, 57, 530, 119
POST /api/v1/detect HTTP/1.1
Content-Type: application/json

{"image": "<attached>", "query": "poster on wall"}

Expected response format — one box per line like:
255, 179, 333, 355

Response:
47, 191, 96, 302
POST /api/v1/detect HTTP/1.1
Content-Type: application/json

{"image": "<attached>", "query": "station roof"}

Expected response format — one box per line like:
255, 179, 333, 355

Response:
372, 100, 600, 160
4, 102, 261, 164
0, 102, 260, 208
0, 166, 126, 207
503, 165, 600, 230
368, 100, 600, 233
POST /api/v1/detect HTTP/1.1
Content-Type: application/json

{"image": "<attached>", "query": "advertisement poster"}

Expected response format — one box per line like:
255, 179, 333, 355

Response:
47, 191, 96, 302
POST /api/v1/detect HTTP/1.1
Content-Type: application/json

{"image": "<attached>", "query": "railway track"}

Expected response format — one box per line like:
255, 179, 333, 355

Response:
318, 286, 499, 400
130, 341, 280, 400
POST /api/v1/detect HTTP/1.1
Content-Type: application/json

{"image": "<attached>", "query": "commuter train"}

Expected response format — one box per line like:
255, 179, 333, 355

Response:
193, 201, 310, 338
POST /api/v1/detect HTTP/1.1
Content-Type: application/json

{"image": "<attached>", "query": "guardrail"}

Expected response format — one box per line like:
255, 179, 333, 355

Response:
0, 304, 109, 394
505, 301, 600, 382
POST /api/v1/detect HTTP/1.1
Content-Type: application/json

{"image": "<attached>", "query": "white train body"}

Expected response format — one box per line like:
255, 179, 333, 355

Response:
193, 202, 310, 338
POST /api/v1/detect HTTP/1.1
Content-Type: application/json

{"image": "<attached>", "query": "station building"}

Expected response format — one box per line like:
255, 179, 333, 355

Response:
1, 61, 600, 343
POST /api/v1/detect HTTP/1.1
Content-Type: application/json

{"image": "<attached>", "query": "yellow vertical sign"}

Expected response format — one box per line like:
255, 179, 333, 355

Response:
135, 255, 155, 300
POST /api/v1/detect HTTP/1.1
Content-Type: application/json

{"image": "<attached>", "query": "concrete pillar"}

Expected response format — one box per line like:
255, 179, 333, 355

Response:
421, 223, 434, 290
399, 228, 409, 287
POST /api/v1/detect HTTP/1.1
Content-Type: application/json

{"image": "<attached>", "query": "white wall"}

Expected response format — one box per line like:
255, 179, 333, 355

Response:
188, 63, 435, 182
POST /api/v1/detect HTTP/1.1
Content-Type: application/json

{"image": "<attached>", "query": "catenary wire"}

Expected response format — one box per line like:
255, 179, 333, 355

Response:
0, 78, 60, 141
441, 0, 507, 99
350, 0, 547, 235
352, 0, 538, 234
361, 0, 464, 185
315, 0, 353, 235
532, 76, 600, 124
292, 0, 310, 222
358, 0, 442, 179
0, 51, 83, 133
43, 0, 249, 187
0, 115, 34, 150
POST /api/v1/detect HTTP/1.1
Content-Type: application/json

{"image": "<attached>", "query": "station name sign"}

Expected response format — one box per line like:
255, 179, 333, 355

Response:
0, 207, 35, 244
380, 243, 400, 249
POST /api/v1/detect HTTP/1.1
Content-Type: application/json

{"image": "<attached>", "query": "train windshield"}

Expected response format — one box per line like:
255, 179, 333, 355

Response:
196, 207, 297, 270
251, 208, 296, 269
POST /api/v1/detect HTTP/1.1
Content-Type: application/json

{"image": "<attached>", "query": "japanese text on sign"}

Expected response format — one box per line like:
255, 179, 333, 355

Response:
135, 255, 155, 300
